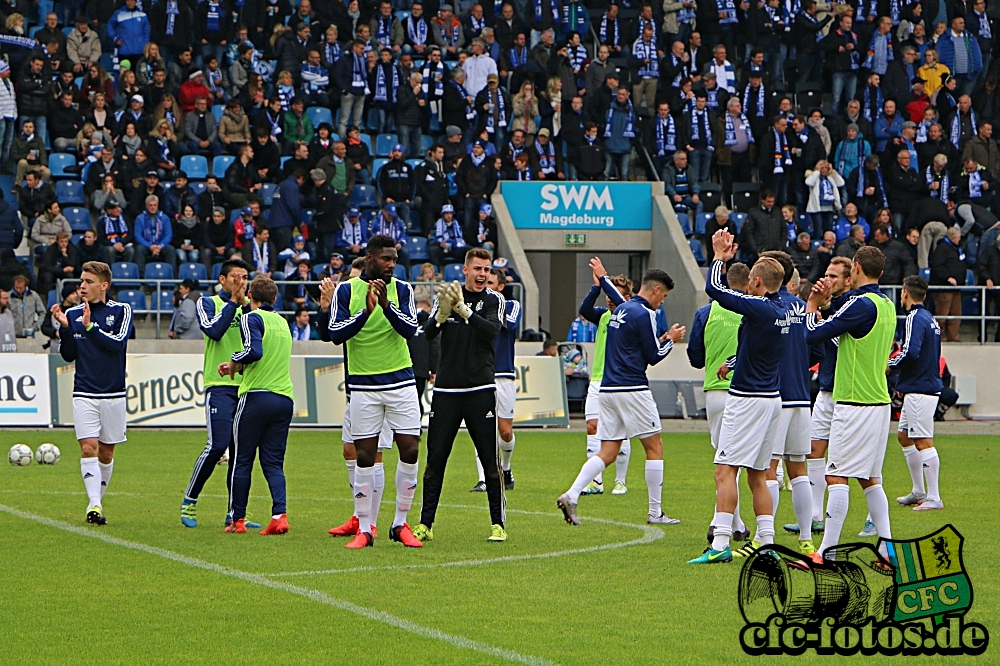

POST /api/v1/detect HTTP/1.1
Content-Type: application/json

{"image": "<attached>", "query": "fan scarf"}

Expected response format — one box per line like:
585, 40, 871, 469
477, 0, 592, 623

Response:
862, 30, 894, 70
374, 63, 399, 103
422, 61, 446, 98
252, 239, 269, 274
450, 81, 475, 120
716, 0, 738, 24
535, 139, 555, 174
104, 214, 128, 241
724, 113, 754, 146
689, 108, 712, 145
819, 176, 835, 205
744, 82, 766, 117
669, 53, 690, 87
376, 15, 393, 48
351, 53, 367, 93
166, 0, 178, 36
207, 2, 221, 32
599, 14, 619, 47
604, 100, 635, 139
863, 85, 883, 122
856, 167, 889, 208
772, 127, 791, 173
485, 89, 507, 134
927, 166, 950, 204
407, 16, 428, 45
633, 39, 658, 78
655, 115, 677, 155
950, 108, 977, 149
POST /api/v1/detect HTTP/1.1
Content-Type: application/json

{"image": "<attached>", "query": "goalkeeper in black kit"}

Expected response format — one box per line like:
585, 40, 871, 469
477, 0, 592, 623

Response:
411, 248, 507, 544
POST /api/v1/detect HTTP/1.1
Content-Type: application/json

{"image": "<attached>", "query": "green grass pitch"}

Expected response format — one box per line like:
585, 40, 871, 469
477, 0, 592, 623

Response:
0, 429, 996, 665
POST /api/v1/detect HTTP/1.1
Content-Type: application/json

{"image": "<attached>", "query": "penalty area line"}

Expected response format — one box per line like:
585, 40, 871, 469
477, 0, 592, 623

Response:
0, 503, 557, 666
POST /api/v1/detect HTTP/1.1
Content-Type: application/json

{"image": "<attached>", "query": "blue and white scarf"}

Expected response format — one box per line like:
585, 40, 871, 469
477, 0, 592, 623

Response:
155, 137, 171, 163
678, 4, 696, 23
838, 28, 860, 70
689, 108, 712, 145
374, 63, 399, 103
819, 176, 836, 205
857, 0, 878, 21
569, 44, 587, 73
435, 218, 466, 246
713, 60, 736, 93
744, 82, 766, 117
773, 127, 791, 173
277, 84, 295, 110
323, 41, 342, 65
351, 53, 367, 93
599, 14, 619, 47
469, 15, 486, 35
104, 213, 128, 240
534, 0, 562, 25
485, 88, 507, 133
535, 139, 556, 174
507, 140, 525, 162
706, 88, 720, 110
637, 17, 657, 46
206, 2, 222, 33
441, 21, 461, 46
857, 167, 889, 208
516, 166, 533, 180
421, 61, 446, 98
376, 15, 393, 48
950, 108, 977, 149
406, 16, 428, 45
655, 115, 677, 155
916, 119, 931, 143
341, 219, 365, 246
863, 85, 883, 122
802, 11, 824, 42
252, 239, 269, 274
976, 11, 993, 40
943, 235, 966, 261
605, 100, 636, 139
862, 30, 894, 70
450, 81, 475, 120
724, 112, 754, 146
927, 166, 950, 203
509, 45, 528, 69
633, 39, 658, 78
716, 0, 738, 24
266, 109, 282, 137
889, 0, 901, 25
669, 53, 690, 88
967, 168, 984, 198
166, 0, 179, 36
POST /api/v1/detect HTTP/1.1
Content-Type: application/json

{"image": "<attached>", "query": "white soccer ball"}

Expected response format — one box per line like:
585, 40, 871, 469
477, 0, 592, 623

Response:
35, 443, 60, 465
8, 444, 33, 466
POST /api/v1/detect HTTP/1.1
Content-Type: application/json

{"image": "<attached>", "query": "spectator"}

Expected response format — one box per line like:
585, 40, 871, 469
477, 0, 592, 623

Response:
834, 201, 870, 242
98, 200, 134, 264
284, 258, 319, 310
930, 225, 968, 341
456, 139, 498, 227
0, 190, 23, 257
128, 170, 164, 218
805, 161, 846, 239
168, 279, 202, 340
847, 154, 889, 222
278, 235, 311, 276
243, 224, 276, 276
184, 96, 222, 158
290, 306, 318, 341
956, 156, 995, 210
202, 206, 233, 270
268, 170, 305, 252
741, 189, 784, 262
224, 144, 263, 208
75, 228, 104, 267
11, 120, 49, 186
134, 194, 176, 272
335, 40, 368, 137
162, 170, 198, 220
172, 203, 203, 265
318, 253, 346, 282
8, 274, 45, 338
396, 73, 426, 158
0, 60, 16, 170
603, 86, 635, 180
343, 126, 372, 185
218, 98, 251, 156
30, 200, 72, 258
869, 224, 917, 285
788, 232, 819, 279
17, 57, 51, 143
378, 144, 415, 225
0, 288, 15, 351
39, 282, 81, 354
370, 204, 410, 268
336, 207, 369, 262
66, 16, 101, 76
107, 0, 151, 67
178, 70, 212, 114
936, 16, 983, 97
832, 123, 872, 183
430, 204, 468, 267
836, 224, 868, 258
38, 231, 79, 295
960, 121, 1000, 178
885, 147, 928, 228
705, 205, 737, 241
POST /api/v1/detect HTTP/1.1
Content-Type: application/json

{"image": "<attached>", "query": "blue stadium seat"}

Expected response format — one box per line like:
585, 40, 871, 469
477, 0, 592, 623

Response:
111, 262, 140, 287
411, 263, 437, 281
394, 10, 411, 21
280, 156, 291, 169
393, 263, 407, 280
99, 53, 114, 73
211, 105, 225, 122
229, 208, 242, 225
307, 107, 333, 128
443, 263, 464, 282
62, 26, 74, 36
729, 212, 748, 234
361, 210, 379, 228
189, 181, 207, 196
420, 134, 434, 153
376, 134, 398, 156
154, 290, 175, 312
0, 174, 13, 193
46, 289, 57, 308
372, 158, 388, 181
406, 158, 422, 170
919, 267, 931, 281
70, 233, 84, 245
688, 238, 705, 265
28, 26, 41, 38
48, 153, 76, 179
261, 182, 277, 206
695, 212, 712, 236
180, 155, 209, 180
144, 262, 174, 287
350, 184, 379, 209
301, 209, 315, 229
676, 212, 691, 236
359, 133, 373, 153
213, 154, 235, 177
272, 291, 283, 311
408, 236, 429, 262
212, 263, 223, 280
179, 262, 208, 282
63, 206, 91, 232
56, 180, 85, 205
116, 289, 147, 312
312, 264, 326, 279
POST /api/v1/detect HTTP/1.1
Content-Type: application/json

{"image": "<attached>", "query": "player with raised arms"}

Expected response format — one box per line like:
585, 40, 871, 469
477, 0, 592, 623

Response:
51, 261, 134, 525
328, 234, 423, 549
804, 246, 896, 561
180, 258, 258, 529
557, 268, 685, 526
689, 231, 789, 565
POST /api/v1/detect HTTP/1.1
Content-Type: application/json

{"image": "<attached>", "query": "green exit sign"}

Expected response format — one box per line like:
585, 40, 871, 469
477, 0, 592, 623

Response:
565, 233, 587, 246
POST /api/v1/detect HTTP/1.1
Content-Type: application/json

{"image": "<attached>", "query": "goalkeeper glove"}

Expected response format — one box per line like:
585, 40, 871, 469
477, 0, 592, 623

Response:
434, 288, 452, 323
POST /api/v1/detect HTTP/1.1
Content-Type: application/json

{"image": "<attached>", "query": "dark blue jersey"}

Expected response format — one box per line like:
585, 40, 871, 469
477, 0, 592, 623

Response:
600, 295, 674, 391
888, 304, 943, 395
494, 298, 522, 379
59, 299, 133, 399
578, 276, 627, 325
686, 304, 711, 369
777, 286, 811, 407
705, 260, 788, 397
813, 293, 851, 393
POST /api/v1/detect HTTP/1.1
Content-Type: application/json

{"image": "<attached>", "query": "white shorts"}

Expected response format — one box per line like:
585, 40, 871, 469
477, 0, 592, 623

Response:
827, 403, 891, 479
714, 395, 782, 470
772, 406, 811, 459
496, 377, 516, 420
898, 393, 937, 440
72, 397, 127, 445
349, 385, 422, 439
596, 390, 661, 441
342, 401, 394, 450
585, 380, 601, 421
810, 391, 835, 442
705, 390, 729, 450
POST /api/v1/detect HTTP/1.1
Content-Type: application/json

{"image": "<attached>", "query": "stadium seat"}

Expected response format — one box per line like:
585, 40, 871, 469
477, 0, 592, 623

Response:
420, 134, 434, 153
350, 184, 379, 209
731, 182, 759, 212
306, 107, 332, 128
212, 263, 223, 280
301, 209, 315, 229
116, 289, 147, 312
178, 262, 208, 282
729, 212, 748, 234
212, 155, 235, 176
688, 238, 706, 265
394, 10, 411, 21
99, 53, 114, 73
393, 263, 407, 280
376, 134, 399, 157
48, 153, 76, 179
111, 262, 140, 287
410, 263, 436, 281
261, 182, 277, 206
56, 180, 85, 205
280, 156, 291, 169
0, 174, 13, 193
70, 233, 84, 245
181, 155, 209, 180
406, 158, 422, 170
189, 181, 207, 196
361, 210, 379, 228
46, 289, 57, 308
695, 212, 711, 236
63, 206, 91, 232
359, 134, 373, 153
312, 264, 325, 279
408, 236, 429, 262
919, 267, 931, 281
372, 158, 388, 181
154, 289, 175, 312
28, 26, 41, 38
676, 212, 691, 237
272, 291, 283, 311
699, 183, 722, 213
211, 105, 225, 122
144, 262, 174, 287
443, 263, 464, 282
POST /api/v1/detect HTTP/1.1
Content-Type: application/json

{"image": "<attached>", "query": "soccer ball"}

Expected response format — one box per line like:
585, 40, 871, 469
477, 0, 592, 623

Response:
8, 444, 33, 466
35, 443, 60, 465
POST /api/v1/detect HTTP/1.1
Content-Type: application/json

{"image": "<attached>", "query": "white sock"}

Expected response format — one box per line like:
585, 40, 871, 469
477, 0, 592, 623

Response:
475, 452, 485, 483
567, 456, 606, 503
733, 468, 747, 533
790, 476, 812, 542
99, 460, 114, 500
499, 434, 514, 472
864, 484, 892, 557
393, 461, 418, 528
819, 484, 850, 558
921, 448, 941, 501
902, 446, 925, 495
775, 460, 785, 485
370, 462, 385, 530
346, 459, 356, 488
586, 435, 603, 485
353, 466, 374, 534
615, 440, 630, 484
807, 458, 826, 521
766, 479, 780, 518
645, 460, 664, 517
711, 511, 734, 551
756, 514, 775, 545
81, 457, 102, 509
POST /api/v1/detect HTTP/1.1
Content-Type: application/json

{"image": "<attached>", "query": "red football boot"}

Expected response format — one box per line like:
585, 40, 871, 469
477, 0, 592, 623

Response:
389, 523, 424, 548
224, 518, 247, 534
260, 514, 289, 535
329, 515, 359, 536
345, 531, 374, 549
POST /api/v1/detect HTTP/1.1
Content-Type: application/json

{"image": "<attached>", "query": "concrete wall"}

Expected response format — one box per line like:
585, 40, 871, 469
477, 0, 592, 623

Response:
650, 195, 708, 331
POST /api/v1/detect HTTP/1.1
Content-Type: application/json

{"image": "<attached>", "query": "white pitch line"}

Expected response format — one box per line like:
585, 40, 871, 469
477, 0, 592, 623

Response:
0, 503, 556, 666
